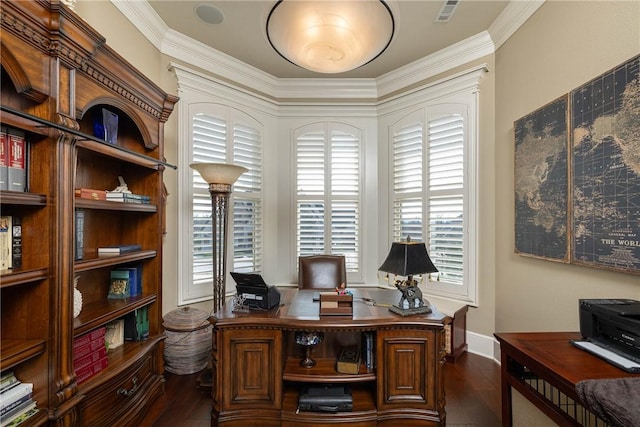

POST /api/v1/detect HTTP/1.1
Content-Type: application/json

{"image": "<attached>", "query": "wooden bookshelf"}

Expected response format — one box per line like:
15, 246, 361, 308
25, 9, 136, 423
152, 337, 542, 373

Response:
0, 1, 177, 425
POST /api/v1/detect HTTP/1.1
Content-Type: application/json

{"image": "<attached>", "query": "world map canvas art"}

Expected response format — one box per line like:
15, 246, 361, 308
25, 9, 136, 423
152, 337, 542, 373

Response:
571, 55, 640, 273
515, 54, 640, 274
514, 95, 569, 262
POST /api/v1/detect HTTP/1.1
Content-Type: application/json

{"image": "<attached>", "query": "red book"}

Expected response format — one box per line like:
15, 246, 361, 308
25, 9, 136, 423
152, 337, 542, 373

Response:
74, 188, 107, 200
7, 129, 26, 192
0, 126, 8, 191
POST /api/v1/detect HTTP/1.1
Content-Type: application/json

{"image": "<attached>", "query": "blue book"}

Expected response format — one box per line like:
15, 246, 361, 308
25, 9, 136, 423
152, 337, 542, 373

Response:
97, 244, 142, 257
115, 266, 142, 297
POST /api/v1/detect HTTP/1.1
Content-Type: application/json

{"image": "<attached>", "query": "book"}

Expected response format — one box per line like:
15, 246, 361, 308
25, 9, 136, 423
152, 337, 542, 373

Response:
73, 327, 106, 351
124, 306, 149, 341
114, 265, 142, 297
361, 332, 375, 370
75, 356, 108, 385
74, 188, 107, 200
6, 129, 26, 192
97, 244, 142, 256
0, 399, 36, 427
0, 373, 18, 393
0, 126, 7, 191
336, 346, 361, 374
75, 209, 84, 261
11, 217, 21, 269
105, 191, 150, 204
0, 382, 32, 415
108, 269, 131, 299
105, 319, 125, 350
74, 345, 108, 372
0, 216, 11, 270
73, 327, 106, 359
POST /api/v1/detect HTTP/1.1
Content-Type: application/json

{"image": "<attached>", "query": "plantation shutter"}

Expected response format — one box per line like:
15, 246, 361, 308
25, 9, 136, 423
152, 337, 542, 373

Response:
427, 114, 464, 285
192, 114, 227, 284
232, 121, 263, 272
392, 122, 423, 242
295, 124, 361, 272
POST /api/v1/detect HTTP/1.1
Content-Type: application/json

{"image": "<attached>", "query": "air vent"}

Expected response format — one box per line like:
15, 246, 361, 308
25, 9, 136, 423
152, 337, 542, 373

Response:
435, 0, 460, 22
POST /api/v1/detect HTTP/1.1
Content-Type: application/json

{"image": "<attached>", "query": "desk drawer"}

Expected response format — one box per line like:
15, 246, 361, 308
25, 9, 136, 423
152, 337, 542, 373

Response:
76, 345, 164, 427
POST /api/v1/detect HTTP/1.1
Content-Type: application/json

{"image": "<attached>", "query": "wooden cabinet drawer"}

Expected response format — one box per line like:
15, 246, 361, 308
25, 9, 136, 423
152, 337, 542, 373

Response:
76, 346, 164, 427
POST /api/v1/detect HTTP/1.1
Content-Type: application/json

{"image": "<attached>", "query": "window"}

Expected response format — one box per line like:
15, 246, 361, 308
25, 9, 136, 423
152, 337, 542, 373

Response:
295, 123, 362, 276
390, 103, 477, 304
182, 106, 263, 304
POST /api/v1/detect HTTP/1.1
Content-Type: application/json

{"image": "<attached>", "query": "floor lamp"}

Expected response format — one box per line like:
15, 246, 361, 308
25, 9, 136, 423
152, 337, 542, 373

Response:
190, 162, 248, 313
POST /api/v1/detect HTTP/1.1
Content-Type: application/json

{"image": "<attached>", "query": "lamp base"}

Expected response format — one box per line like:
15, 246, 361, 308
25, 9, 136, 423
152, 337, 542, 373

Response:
389, 304, 432, 317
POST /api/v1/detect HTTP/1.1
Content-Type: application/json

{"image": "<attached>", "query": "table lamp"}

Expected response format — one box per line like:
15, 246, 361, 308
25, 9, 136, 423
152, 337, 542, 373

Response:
190, 162, 247, 313
379, 237, 438, 316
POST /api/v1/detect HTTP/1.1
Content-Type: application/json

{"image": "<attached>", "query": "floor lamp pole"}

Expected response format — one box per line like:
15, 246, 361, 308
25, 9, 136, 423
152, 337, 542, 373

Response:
190, 163, 248, 313
209, 183, 231, 312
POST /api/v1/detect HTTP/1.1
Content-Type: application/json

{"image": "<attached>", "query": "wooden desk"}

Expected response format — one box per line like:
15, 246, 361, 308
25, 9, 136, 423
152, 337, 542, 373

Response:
210, 288, 450, 427
495, 332, 640, 427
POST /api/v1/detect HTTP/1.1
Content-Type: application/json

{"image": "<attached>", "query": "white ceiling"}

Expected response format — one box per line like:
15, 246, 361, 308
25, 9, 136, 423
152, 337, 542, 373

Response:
146, 0, 512, 79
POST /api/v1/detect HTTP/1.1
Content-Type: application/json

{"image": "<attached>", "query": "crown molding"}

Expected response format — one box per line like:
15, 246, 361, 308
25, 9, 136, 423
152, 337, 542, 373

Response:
375, 31, 494, 98
112, 0, 542, 102
111, 0, 167, 48
489, 0, 546, 49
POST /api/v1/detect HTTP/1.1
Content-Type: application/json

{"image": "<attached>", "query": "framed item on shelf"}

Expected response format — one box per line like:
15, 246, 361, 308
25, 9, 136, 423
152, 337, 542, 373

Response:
108, 270, 130, 299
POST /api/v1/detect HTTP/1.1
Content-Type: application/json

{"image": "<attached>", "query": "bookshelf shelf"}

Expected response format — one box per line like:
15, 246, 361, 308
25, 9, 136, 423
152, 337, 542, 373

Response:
0, 191, 47, 206
282, 383, 377, 421
0, 339, 46, 371
0, 268, 48, 288
74, 250, 157, 272
282, 358, 376, 383
77, 335, 165, 394
73, 294, 157, 336
74, 198, 158, 213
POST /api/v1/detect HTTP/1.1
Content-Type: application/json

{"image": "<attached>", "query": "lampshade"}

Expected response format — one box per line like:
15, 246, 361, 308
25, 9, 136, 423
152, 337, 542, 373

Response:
190, 163, 248, 185
379, 241, 438, 277
266, 0, 394, 74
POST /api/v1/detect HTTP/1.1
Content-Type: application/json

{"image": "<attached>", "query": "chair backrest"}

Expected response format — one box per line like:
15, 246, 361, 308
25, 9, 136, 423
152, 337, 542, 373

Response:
298, 255, 347, 290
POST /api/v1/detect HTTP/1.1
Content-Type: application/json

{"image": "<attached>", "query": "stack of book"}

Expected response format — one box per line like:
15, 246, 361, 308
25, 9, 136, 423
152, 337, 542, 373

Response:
97, 244, 142, 258
105, 191, 150, 204
73, 327, 108, 385
0, 372, 38, 427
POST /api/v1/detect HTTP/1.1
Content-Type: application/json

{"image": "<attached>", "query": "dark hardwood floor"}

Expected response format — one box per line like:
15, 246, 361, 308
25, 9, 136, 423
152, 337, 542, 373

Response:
141, 351, 502, 427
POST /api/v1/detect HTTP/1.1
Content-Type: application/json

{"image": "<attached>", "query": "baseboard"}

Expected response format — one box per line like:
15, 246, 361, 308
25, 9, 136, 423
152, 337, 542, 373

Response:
466, 330, 500, 363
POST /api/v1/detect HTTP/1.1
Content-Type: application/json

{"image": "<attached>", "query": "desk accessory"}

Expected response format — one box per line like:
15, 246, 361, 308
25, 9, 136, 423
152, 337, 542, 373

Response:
379, 236, 438, 316
295, 331, 324, 368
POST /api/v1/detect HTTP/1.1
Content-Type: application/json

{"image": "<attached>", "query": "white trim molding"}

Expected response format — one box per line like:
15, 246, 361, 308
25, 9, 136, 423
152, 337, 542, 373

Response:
111, 0, 540, 102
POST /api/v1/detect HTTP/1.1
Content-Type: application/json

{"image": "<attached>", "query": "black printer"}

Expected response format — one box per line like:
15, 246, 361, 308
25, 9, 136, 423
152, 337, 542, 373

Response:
231, 272, 281, 310
577, 299, 640, 363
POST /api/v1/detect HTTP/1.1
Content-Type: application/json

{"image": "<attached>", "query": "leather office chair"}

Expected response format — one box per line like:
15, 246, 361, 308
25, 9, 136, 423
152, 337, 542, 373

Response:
298, 255, 347, 290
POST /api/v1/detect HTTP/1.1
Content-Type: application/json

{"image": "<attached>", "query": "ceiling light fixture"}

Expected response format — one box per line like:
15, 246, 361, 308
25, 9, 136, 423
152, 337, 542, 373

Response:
266, 0, 394, 74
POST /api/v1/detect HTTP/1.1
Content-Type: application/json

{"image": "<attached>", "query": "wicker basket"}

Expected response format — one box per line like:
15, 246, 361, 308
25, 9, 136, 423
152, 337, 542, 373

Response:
163, 307, 212, 375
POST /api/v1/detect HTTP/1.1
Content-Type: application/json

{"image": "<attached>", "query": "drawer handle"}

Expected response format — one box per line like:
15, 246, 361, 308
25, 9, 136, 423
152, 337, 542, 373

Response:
117, 376, 139, 397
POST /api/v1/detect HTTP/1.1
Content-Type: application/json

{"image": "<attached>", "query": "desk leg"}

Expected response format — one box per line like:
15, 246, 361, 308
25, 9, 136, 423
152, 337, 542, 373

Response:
500, 351, 513, 427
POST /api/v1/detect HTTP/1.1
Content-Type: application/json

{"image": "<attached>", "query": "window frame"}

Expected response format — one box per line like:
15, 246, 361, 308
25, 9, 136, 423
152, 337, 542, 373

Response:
293, 122, 365, 283
385, 94, 479, 305
178, 102, 264, 305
